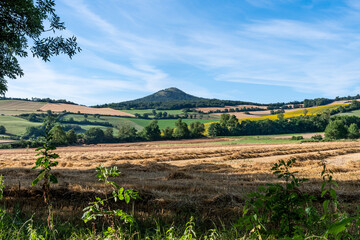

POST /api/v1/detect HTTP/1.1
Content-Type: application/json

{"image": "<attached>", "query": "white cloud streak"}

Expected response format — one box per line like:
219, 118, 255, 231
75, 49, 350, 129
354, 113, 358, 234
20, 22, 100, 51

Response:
8, 0, 360, 104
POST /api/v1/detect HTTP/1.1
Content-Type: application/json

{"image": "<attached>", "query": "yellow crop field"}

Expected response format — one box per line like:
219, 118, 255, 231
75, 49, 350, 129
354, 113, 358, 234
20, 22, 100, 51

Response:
239, 103, 349, 122
204, 104, 349, 127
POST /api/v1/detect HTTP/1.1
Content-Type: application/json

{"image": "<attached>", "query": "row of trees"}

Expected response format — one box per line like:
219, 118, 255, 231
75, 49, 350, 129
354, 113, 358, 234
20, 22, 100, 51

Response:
208, 114, 330, 137
12, 117, 206, 148
117, 119, 205, 142
208, 112, 360, 138
96, 99, 263, 110
325, 120, 360, 139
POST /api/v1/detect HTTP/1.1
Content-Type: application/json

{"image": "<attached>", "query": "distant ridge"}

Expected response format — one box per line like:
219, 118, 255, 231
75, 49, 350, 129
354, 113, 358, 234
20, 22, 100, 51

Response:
126, 87, 205, 103
95, 87, 260, 110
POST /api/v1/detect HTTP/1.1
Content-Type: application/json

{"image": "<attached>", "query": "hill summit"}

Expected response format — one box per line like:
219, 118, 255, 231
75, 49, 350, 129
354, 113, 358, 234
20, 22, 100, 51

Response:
127, 87, 205, 103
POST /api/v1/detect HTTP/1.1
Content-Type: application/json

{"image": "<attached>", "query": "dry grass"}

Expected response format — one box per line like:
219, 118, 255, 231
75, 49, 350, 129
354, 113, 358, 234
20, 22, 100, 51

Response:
39, 103, 135, 117
0, 100, 47, 115
1, 140, 360, 221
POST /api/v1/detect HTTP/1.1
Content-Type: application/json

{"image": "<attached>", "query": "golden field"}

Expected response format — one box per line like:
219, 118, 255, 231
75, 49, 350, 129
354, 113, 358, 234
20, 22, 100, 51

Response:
0, 139, 360, 222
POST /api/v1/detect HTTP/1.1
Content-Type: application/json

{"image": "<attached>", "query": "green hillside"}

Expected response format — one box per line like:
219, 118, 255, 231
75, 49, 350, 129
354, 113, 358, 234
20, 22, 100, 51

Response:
336, 109, 360, 117
126, 87, 204, 103
0, 115, 42, 135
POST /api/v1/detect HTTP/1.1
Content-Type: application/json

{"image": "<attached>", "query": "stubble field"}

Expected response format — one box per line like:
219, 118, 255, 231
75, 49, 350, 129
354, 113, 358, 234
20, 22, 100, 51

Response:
1, 139, 360, 223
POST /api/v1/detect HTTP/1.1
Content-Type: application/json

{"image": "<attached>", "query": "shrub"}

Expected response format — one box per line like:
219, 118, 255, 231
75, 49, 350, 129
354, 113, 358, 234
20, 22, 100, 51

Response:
0, 125, 5, 134
311, 134, 323, 141
291, 135, 304, 140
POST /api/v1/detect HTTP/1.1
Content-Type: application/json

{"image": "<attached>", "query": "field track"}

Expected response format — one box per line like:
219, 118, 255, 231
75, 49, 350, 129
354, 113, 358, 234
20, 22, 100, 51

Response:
1, 140, 360, 221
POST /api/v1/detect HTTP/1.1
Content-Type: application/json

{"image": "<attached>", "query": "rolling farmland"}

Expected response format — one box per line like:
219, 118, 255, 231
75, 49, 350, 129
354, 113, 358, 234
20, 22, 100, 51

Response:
1, 140, 360, 222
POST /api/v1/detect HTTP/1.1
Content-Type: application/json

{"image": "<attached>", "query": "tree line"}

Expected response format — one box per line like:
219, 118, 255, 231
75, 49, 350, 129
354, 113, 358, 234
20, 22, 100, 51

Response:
95, 99, 264, 110
0, 114, 206, 149
208, 112, 360, 140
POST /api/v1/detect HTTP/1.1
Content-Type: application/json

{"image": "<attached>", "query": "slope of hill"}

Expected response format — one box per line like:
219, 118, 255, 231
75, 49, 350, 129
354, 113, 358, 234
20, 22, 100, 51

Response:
0, 100, 135, 117
0, 100, 47, 115
127, 87, 204, 103
40, 103, 135, 117
97, 87, 263, 110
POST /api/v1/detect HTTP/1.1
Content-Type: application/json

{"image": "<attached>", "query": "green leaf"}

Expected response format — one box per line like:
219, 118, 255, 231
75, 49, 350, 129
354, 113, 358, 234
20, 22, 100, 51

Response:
49, 174, 58, 184
327, 218, 352, 235
323, 200, 329, 212
32, 170, 46, 186
321, 189, 328, 197
330, 189, 337, 200
124, 193, 130, 204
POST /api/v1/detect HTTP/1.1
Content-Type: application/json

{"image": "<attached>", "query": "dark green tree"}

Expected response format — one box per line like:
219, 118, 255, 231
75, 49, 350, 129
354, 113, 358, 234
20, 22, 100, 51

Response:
0, 125, 5, 134
84, 127, 104, 144
324, 120, 348, 140
28, 113, 38, 122
0, 0, 81, 95
104, 127, 115, 142
189, 122, 205, 138
66, 129, 77, 145
23, 126, 44, 139
173, 119, 190, 139
118, 124, 137, 142
208, 122, 225, 137
49, 124, 67, 145
163, 127, 174, 139
347, 123, 359, 139
143, 120, 161, 140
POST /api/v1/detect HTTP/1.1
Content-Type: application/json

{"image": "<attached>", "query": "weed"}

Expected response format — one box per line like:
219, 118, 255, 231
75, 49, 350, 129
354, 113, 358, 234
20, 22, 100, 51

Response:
82, 165, 139, 237
31, 114, 59, 230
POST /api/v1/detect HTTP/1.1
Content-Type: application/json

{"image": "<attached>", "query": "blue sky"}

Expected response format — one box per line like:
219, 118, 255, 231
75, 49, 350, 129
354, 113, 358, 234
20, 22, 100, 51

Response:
6, 0, 360, 105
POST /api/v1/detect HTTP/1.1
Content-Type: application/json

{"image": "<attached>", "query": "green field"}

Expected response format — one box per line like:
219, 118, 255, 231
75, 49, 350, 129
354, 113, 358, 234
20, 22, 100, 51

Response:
337, 109, 360, 117
0, 115, 42, 135
122, 109, 186, 115
61, 113, 143, 130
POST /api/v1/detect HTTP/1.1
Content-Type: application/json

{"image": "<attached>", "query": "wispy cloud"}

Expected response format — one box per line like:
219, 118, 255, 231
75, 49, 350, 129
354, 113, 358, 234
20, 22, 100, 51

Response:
8, 0, 360, 104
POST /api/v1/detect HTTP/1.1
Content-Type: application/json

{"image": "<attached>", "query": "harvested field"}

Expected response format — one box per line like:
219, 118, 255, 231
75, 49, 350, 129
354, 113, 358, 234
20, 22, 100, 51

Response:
1, 140, 360, 222
0, 100, 47, 115
40, 103, 135, 117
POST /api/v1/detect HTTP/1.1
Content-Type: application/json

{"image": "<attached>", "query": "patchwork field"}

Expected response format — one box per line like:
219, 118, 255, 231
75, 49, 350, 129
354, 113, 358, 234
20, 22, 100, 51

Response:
40, 103, 135, 117
0, 115, 42, 135
1, 140, 360, 222
0, 100, 46, 115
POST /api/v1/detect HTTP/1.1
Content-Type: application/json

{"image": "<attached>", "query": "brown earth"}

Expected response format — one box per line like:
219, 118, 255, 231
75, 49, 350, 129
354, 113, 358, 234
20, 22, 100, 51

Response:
1, 140, 360, 223
40, 103, 135, 117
